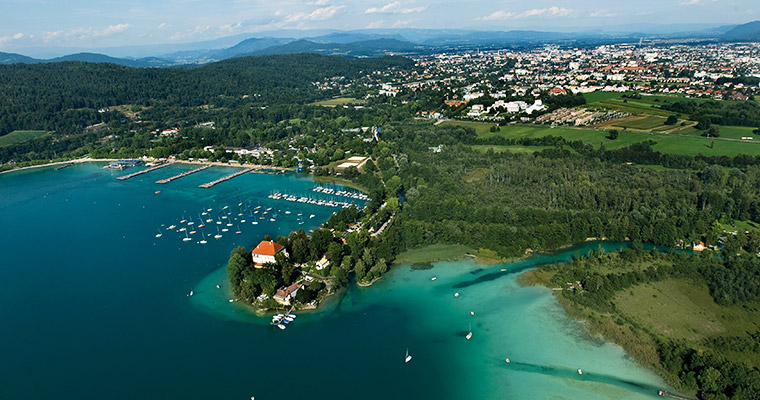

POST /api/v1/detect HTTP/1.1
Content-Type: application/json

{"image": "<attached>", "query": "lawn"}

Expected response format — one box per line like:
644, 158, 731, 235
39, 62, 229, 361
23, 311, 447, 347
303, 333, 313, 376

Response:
598, 98, 676, 117
309, 97, 363, 107
443, 121, 760, 157
0, 130, 47, 147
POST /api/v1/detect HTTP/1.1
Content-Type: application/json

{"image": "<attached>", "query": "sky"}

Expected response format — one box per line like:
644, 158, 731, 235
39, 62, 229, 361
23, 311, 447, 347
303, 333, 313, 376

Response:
0, 0, 757, 51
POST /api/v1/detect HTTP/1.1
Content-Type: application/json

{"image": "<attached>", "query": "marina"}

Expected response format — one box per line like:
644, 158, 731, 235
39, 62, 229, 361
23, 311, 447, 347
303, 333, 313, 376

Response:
198, 167, 254, 188
155, 164, 211, 184
311, 186, 371, 201
267, 192, 362, 209
115, 162, 170, 180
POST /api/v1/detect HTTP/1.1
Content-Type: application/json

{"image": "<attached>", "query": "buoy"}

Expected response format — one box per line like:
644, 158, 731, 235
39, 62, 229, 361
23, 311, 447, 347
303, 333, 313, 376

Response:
454, 292, 460, 297
470, 311, 475, 316
505, 358, 510, 363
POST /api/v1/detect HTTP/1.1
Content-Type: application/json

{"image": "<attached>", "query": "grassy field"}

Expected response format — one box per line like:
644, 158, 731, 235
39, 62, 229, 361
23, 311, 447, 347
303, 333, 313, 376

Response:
614, 279, 760, 366
439, 120, 495, 136
583, 91, 627, 104
394, 243, 502, 265
309, 97, 364, 107
613, 115, 669, 130
0, 130, 47, 147
443, 121, 760, 157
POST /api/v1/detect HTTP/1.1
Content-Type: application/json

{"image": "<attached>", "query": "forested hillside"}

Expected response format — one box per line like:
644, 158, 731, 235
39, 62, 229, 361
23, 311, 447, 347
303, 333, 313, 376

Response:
0, 54, 413, 135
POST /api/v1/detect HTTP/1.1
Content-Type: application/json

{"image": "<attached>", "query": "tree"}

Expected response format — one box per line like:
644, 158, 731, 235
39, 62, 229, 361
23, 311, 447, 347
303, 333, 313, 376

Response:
665, 115, 678, 125
607, 130, 619, 140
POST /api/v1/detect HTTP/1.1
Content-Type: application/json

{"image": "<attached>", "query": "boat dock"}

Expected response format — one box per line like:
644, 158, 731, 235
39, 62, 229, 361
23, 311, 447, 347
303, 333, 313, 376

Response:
268, 192, 362, 209
198, 168, 254, 188
116, 162, 170, 180
658, 391, 695, 400
156, 164, 211, 184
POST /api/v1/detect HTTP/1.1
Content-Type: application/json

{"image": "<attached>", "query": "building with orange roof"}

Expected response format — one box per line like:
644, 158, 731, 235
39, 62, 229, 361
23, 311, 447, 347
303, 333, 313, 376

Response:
251, 240, 289, 267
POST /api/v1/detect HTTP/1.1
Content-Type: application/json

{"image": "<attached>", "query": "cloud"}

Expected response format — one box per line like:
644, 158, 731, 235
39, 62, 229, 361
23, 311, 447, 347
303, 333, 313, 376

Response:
285, 5, 345, 22
157, 22, 169, 30
590, 9, 617, 17
479, 10, 515, 20
308, 0, 330, 5
366, 20, 385, 29
680, 0, 701, 5
0, 32, 24, 46
365, 2, 426, 14
479, 6, 573, 20
100, 23, 131, 36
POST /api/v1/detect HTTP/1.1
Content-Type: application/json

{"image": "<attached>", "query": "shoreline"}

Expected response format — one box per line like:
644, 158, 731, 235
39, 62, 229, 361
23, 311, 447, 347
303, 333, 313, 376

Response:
518, 263, 693, 396
0, 156, 292, 176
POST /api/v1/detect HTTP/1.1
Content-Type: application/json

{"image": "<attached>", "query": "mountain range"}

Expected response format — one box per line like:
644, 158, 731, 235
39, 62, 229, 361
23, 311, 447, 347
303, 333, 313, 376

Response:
1, 21, 759, 68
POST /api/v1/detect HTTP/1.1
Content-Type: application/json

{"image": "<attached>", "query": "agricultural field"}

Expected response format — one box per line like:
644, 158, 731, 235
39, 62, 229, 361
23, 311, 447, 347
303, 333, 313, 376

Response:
0, 130, 47, 147
613, 115, 669, 130
444, 121, 760, 157
309, 97, 364, 107
470, 144, 554, 154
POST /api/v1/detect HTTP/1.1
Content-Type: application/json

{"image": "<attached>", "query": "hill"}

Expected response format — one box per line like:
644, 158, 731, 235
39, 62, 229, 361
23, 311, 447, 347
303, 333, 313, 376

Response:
0, 51, 173, 67
722, 20, 760, 41
249, 39, 427, 58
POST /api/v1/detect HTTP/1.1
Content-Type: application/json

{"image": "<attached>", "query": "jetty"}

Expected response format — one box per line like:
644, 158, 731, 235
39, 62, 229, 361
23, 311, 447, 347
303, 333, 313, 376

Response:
116, 162, 170, 180
658, 391, 695, 400
199, 168, 254, 188
156, 164, 211, 184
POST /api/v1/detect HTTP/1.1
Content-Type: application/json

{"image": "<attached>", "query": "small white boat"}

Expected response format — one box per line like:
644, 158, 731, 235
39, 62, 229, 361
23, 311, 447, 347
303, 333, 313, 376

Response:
206, 218, 213, 223
222, 228, 229, 232
187, 290, 193, 297
287, 313, 296, 318
285, 211, 291, 215
269, 218, 276, 222
229, 299, 234, 303
199, 240, 207, 244
577, 369, 583, 375
179, 227, 186, 232
405, 348, 412, 363
207, 208, 212, 212
252, 221, 258, 225
284, 317, 294, 322
431, 277, 437, 281
226, 222, 233, 227
189, 230, 196, 235
277, 324, 286, 330
454, 292, 460, 297
168, 225, 176, 230
182, 231, 192, 242
505, 358, 510, 364
309, 214, 315, 218
155, 233, 162, 238
240, 219, 246, 223
466, 324, 473, 340
470, 311, 475, 316
216, 285, 220, 289
187, 221, 194, 226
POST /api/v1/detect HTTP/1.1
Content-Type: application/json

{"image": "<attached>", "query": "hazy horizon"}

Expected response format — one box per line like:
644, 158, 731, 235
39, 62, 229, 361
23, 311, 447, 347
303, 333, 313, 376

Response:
2, 0, 757, 55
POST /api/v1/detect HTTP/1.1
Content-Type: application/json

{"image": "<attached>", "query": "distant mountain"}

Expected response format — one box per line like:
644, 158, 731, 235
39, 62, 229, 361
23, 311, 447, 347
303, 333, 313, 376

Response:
248, 38, 428, 58
722, 20, 760, 41
0, 51, 39, 64
306, 32, 409, 44
0, 51, 173, 67
209, 37, 293, 59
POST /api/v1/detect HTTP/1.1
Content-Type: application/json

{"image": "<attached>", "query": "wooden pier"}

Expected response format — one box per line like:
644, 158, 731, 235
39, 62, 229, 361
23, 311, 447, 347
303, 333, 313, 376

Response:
198, 168, 254, 188
156, 164, 210, 184
116, 162, 171, 180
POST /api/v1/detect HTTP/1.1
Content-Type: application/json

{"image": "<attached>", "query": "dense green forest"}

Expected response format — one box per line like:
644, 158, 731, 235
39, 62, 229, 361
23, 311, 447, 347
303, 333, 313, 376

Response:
661, 99, 760, 128
0, 54, 413, 135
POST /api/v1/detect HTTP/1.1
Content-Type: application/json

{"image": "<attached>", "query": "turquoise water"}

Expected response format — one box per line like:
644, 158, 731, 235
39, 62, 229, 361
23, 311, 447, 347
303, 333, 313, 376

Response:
0, 163, 669, 399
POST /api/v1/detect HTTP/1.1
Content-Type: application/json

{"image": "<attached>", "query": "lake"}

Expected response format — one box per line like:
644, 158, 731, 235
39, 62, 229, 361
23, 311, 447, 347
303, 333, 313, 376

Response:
0, 162, 668, 399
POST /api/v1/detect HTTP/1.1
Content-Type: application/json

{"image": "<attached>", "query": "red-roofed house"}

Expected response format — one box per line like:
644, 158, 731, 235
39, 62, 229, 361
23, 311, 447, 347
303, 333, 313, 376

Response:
251, 240, 289, 267
273, 282, 301, 306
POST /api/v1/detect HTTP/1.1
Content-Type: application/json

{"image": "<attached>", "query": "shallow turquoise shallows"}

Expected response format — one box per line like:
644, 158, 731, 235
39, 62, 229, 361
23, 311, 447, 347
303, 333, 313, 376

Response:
0, 163, 669, 399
